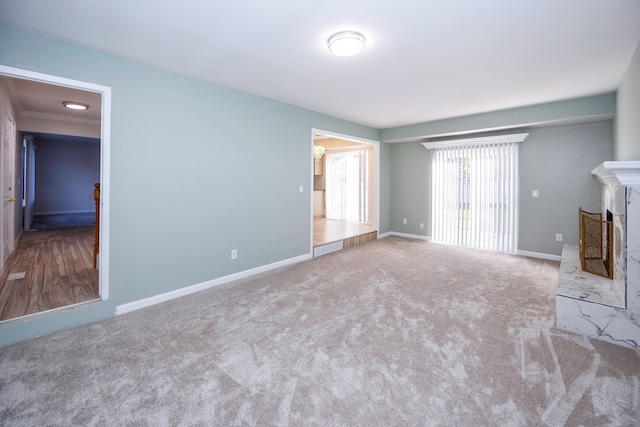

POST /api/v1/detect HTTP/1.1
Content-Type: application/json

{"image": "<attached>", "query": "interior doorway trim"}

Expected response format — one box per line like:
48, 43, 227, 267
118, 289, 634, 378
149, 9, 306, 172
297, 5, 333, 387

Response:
310, 128, 380, 255
0, 64, 111, 301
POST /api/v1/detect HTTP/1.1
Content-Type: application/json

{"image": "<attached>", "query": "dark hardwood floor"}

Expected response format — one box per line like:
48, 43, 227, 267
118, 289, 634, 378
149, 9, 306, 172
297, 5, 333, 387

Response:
0, 226, 99, 321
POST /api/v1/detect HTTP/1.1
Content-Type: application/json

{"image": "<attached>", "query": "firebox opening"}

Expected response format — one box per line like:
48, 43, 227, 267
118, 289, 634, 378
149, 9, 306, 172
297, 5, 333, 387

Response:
579, 207, 613, 279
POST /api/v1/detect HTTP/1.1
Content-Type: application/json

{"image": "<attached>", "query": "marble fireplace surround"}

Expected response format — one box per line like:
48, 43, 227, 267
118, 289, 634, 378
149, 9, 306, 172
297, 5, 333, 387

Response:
556, 161, 640, 350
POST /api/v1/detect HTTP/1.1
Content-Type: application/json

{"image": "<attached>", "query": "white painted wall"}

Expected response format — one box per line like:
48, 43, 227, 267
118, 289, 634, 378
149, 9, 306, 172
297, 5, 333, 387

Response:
614, 41, 640, 161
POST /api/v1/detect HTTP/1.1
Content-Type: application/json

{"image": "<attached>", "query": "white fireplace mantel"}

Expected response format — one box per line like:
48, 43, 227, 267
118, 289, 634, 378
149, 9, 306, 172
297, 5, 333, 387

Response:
557, 159, 640, 350
591, 161, 640, 186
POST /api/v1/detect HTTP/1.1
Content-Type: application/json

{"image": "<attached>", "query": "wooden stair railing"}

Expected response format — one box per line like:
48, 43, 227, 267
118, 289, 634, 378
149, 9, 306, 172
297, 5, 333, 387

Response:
94, 183, 100, 269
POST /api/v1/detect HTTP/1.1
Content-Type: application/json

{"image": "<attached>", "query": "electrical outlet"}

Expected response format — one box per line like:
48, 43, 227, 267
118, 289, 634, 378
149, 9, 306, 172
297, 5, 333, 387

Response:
403, 218, 407, 225
231, 249, 238, 259
555, 233, 563, 242
419, 223, 424, 229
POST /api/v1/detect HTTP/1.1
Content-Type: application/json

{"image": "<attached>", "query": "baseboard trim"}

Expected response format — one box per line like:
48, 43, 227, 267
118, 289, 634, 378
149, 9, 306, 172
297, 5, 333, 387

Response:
115, 253, 312, 316
516, 250, 561, 261
34, 210, 93, 216
379, 231, 431, 241
379, 233, 561, 261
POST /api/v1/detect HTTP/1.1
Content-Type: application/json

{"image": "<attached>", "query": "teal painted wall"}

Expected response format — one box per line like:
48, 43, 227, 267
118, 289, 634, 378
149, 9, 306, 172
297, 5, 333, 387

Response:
389, 142, 430, 237
381, 94, 616, 143
378, 142, 392, 234
0, 26, 381, 345
518, 121, 611, 255
388, 121, 611, 255
614, 41, 640, 161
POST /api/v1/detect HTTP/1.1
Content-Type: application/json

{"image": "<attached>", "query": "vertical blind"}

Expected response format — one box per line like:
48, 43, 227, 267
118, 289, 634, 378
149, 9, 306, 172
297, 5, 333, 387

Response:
426, 136, 523, 253
325, 147, 369, 223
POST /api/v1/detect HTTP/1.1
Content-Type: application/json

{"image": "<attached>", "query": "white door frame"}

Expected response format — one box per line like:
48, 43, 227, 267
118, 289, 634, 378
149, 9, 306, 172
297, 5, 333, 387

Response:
0, 65, 112, 301
1, 113, 16, 267
309, 128, 380, 255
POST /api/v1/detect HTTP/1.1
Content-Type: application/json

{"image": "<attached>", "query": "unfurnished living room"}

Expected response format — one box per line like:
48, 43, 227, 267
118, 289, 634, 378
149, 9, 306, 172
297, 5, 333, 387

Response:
1, 1, 640, 425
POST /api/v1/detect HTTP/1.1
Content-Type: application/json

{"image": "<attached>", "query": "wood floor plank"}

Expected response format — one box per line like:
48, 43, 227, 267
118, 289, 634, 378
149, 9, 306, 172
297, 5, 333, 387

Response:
26, 265, 41, 313
30, 264, 49, 314
0, 226, 99, 321
313, 217, 376, 247
40, 265, 54, 311
3, 279, 30, 319
0, 276, 14, 319
52, 262, 74, 308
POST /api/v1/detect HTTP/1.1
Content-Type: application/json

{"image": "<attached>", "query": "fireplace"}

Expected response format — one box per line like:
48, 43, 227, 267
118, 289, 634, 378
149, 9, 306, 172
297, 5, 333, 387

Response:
555, 161, 640, 350
578, 207, 613, 279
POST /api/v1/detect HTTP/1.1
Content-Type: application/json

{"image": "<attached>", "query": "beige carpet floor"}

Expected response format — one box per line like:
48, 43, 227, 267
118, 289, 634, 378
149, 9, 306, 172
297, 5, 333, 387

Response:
1, 236, 639, 426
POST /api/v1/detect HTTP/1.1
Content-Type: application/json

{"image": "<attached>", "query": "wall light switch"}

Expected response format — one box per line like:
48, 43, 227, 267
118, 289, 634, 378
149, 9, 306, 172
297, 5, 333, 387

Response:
403, 218, 407, 225
299, 185, 304, 193
532, 190, 539, 198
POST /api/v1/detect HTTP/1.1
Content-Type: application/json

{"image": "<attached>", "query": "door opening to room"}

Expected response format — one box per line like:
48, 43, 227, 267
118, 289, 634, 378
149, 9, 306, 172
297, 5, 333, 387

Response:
312, 131, 379, 256
0, 67, 110, 322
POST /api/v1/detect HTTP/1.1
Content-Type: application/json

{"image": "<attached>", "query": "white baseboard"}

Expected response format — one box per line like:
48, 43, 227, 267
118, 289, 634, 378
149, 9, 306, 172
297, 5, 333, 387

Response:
34, 210, 93, 216
516, 250, 561, 261
379, 231, 431, 241
115, 253, 312, 316
114, 243, 559, 317
380, 233, 561, 261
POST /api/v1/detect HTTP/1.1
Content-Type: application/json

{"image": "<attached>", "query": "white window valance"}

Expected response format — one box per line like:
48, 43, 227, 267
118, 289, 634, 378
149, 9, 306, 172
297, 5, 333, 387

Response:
422, 133, 529, 150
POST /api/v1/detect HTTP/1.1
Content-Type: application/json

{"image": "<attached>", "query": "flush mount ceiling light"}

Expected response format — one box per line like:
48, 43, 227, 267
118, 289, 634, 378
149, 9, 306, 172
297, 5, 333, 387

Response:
327, 31, 366, 57
63, 101, 89, 110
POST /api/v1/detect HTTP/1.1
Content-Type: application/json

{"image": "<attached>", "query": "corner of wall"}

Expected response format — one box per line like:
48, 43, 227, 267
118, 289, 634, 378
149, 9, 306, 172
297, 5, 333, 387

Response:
614, 41, 640, 161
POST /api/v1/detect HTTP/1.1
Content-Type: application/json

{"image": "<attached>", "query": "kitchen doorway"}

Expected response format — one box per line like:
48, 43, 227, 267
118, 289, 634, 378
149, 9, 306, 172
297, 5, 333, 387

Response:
311, 129, 379, 256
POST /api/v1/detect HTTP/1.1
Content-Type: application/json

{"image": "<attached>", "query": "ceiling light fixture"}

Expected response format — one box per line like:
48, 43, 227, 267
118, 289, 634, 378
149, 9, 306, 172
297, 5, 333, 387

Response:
63, 101, 89, 110
327, 31, 366, 57
313, 145, 326, 160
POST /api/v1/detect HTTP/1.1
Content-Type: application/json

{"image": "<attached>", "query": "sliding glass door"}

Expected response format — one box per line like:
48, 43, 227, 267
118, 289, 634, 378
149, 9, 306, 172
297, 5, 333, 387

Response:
325, 147, 369, 223
426, 134, 525, 253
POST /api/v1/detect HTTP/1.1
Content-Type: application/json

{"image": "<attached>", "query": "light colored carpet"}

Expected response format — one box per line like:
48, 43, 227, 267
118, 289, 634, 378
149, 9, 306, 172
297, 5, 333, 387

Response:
1, 236, 639, 426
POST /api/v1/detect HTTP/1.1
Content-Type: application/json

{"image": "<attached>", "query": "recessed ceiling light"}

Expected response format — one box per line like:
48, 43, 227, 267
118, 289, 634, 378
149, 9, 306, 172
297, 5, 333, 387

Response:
327, 31, 366, 57
63, 101, 89, 110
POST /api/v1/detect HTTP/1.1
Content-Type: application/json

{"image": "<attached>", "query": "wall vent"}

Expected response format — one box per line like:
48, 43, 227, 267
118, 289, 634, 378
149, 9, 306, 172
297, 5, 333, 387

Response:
313, 240, 343, 257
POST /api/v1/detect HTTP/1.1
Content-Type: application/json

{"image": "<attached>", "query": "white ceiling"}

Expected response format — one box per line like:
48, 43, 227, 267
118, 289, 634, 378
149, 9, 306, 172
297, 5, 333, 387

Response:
1, 0, 639, 129
0, 77, 102, 124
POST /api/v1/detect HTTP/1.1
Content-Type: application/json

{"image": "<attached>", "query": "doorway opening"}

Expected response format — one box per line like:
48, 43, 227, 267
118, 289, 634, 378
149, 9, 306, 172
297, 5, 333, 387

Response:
311, 129, 379, 256
0, 65, 111, 322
